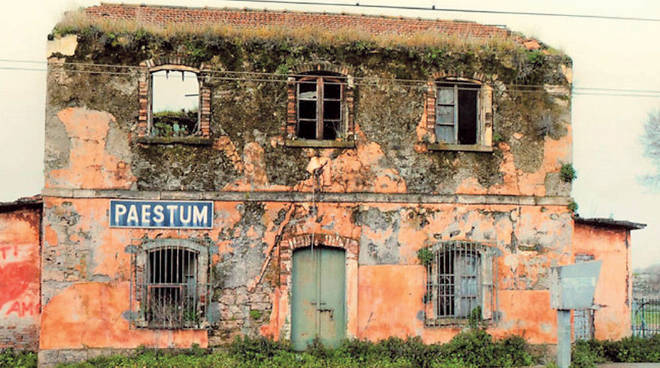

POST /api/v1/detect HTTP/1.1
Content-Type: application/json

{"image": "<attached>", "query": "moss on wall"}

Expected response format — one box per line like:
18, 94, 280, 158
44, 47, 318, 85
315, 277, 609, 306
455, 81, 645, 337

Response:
47, 24, 572, 194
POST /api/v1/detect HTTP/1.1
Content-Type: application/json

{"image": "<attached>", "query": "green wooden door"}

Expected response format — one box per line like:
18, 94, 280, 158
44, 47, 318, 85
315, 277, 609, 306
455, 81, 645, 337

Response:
291, 246, 346, 351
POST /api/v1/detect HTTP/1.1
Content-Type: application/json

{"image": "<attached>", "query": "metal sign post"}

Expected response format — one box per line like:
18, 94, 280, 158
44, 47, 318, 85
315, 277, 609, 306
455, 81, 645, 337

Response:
549, 260, 602, 368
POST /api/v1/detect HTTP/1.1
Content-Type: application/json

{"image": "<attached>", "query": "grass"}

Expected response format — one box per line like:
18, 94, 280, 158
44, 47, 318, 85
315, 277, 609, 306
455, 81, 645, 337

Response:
53, 9, 529, 54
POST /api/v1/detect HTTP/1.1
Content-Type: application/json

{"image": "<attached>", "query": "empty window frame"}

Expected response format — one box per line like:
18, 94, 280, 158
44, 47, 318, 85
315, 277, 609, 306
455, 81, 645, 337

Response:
150, 70, 200, 137
296, 74, 344, 140
424, 241, 495, 326
435, 82, 480, 145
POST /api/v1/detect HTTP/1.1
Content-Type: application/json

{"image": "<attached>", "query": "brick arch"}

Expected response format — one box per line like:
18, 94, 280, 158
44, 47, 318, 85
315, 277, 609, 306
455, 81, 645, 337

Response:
140, 56, 205, 71
283, 233, 359, 253
276, 232, 359, 340
431, 70, 487, 83
137, 56, 211, 138
290, 62, 353, 77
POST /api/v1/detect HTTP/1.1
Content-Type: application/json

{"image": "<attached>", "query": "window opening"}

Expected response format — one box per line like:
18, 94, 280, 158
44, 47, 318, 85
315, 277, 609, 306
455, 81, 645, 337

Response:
425, 241, 495, 326
145, 247, 199, 328
436, 83, 479, 145
296, 74, 343, 140
150, 70, 199, 137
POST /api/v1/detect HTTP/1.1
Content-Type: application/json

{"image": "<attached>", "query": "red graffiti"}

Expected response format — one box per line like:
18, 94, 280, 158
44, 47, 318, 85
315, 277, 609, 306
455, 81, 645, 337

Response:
5, 301, 39, 317
0, 262, 38, 310
0, 245, 19, 260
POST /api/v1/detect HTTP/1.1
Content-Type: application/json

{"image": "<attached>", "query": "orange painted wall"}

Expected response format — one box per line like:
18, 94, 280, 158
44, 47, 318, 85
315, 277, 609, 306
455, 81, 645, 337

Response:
573, 223, 631, 340
0, 207, 41, 350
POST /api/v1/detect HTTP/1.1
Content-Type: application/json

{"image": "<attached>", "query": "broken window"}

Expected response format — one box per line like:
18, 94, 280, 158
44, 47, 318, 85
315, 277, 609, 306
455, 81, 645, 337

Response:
424, 241, 495, 325
129, 241, 210, 329
435, 82, 480, 145
150, 70, 200, 137
296, 73, 344, 140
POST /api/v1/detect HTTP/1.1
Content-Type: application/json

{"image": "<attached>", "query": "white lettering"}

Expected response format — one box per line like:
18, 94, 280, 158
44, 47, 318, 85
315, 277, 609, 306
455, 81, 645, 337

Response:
166, 205, 178, 222
180, 205, 191, 224
193, 206, 208, 226
127, 204, 139, 225
114, 204, 127, 224
141, 204, 151, 225
153, 205, 164, 223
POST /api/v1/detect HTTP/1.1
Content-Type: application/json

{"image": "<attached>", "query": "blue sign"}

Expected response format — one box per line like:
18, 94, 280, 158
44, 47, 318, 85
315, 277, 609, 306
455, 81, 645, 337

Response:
109, 200, 213, 229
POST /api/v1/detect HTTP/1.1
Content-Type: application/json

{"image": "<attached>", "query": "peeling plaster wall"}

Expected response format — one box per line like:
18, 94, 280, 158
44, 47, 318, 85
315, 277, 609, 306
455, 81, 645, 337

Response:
40, 198, 573, 352
0, 208, 41, 350
45, 28, 573, 196
573, 223, 632, 341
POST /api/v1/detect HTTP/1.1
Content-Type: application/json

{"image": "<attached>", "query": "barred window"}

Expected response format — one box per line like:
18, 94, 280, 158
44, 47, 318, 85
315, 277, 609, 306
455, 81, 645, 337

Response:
129, 240, 210, 329
424, 241, 495, 326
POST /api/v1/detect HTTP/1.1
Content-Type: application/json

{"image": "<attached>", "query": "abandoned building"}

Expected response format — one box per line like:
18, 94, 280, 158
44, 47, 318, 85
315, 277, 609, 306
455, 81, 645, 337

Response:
0, 3, 647, 365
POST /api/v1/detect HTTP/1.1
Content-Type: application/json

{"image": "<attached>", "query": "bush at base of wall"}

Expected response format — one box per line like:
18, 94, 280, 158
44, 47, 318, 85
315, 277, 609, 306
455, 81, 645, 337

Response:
55, 331, 535, 368
0, 349, 37, 368
571, 335, 660, 368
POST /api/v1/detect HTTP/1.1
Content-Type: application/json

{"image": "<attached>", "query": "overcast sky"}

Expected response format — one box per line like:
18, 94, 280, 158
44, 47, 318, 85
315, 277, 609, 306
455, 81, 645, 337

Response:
1, 0, 659, 269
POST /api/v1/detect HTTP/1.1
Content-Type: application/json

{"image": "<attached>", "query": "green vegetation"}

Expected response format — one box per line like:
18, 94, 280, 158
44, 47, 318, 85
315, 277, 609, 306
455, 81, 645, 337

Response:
570, 335, 660, 368
567, 200, 579, 214
59, 332, 534, 368
560, 163, 577, 183
0, 349, 37, 368
152, 109, 198, 137
249, 309, 264, 320
417, 247, 434, 267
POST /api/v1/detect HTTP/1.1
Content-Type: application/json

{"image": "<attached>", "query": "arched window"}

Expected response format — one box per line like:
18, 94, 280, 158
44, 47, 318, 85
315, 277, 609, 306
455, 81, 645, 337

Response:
296, 72, 345, 140
149, 69, 200, 137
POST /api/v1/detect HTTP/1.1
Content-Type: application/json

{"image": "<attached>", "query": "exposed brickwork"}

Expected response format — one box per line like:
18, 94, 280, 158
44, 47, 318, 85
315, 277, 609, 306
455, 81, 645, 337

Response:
85, 4, 510, 39
209, 283, 274, 345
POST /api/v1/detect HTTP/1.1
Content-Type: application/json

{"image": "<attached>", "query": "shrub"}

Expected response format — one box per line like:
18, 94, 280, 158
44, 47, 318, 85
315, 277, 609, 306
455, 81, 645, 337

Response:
560, 163, 577, 183
229, 335, 292, 362
0, 349, 37, 368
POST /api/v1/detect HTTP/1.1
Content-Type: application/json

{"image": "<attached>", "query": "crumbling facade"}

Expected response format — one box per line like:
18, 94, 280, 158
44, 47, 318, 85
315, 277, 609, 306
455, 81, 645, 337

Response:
0, 3, 646, 365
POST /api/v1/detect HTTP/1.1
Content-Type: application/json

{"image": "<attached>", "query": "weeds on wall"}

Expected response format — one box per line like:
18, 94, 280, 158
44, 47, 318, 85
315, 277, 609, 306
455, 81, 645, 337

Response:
560, 163, 577, 183
417, 247, 434, 267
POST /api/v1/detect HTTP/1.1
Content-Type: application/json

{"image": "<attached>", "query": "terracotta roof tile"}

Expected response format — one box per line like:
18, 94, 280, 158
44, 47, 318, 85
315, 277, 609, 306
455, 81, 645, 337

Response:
85, 3, 511, 39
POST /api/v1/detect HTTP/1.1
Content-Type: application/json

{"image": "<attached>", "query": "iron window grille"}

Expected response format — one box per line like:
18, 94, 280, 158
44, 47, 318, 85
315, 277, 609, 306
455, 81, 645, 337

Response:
296, 73, 345, 140
128, 240, 211, 329
435, 82, 481, 145
424, 241, 496, 326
